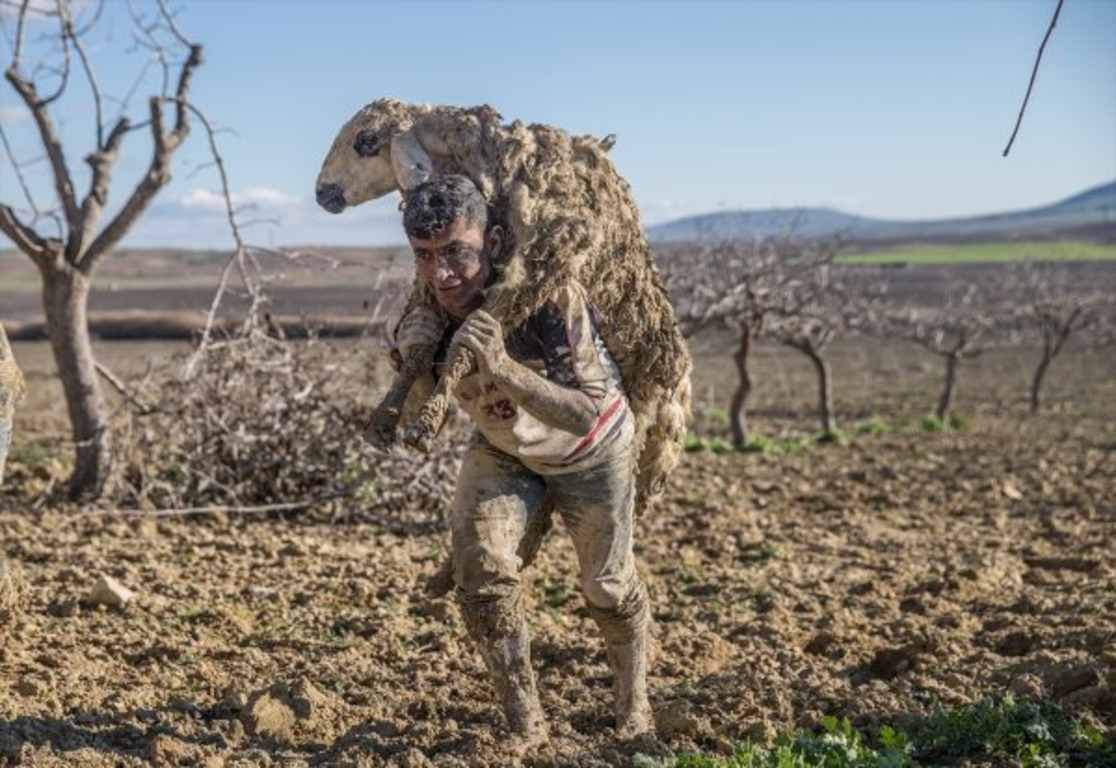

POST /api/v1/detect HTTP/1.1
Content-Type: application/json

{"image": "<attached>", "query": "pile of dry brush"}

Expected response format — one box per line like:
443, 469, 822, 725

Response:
110, 326, 468, 527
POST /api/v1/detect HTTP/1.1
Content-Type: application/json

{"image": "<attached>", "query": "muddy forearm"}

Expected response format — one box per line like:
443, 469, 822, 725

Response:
491, 358, 599, 434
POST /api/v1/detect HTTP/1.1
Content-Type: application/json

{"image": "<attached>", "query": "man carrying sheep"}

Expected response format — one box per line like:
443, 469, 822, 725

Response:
393, 175, 654, 753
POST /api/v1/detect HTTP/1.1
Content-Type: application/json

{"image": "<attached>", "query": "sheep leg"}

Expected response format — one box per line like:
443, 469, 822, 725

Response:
403, 345, 476, 453
363, 341, 438, 450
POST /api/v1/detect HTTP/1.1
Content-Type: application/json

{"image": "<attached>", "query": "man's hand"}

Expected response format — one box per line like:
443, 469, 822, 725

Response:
451, 310, 510, 376
451, 309, 599, 434
394, 306, 444, 358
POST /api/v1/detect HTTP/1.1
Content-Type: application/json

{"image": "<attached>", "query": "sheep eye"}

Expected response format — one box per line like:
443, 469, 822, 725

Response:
353, 130, 382, 158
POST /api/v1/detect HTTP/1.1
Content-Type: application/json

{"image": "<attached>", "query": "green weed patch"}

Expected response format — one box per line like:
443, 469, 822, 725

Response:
635, 695, 1114, 767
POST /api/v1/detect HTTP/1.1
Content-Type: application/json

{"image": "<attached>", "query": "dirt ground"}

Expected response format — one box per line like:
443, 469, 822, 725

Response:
1, 331, 1114, 766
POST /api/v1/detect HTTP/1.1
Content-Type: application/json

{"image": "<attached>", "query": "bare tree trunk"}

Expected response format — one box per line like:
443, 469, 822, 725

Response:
41, 263, 112, 499
936, 352, 959, 422
729, 329, 753, 449
805, 347, 835, 433
1029, 339, 1055, 415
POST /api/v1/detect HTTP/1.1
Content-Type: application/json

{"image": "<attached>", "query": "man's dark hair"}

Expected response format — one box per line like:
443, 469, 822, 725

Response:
403, 175, 491, 239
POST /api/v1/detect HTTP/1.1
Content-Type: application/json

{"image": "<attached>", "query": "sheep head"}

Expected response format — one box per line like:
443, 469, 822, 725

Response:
315, 98, 434, 213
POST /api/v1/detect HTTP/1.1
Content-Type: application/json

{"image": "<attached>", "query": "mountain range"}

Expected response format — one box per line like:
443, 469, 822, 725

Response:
646, 180, 1116, 246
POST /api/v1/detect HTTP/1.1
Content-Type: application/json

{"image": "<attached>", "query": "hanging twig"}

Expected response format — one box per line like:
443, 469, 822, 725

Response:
94, 360, 157, 415
1003, 0, 1065, 157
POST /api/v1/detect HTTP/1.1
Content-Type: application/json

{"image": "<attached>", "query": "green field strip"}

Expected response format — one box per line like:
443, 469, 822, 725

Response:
839, 240, 1116, 265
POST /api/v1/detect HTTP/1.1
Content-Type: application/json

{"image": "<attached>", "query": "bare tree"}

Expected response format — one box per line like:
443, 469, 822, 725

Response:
765, 239, 870, 435
1007, 262, 1102, 415
1092, 300, 1116, 349
885, 280, 995, 423
0, 0, 203, 499
663, 237, 789, 448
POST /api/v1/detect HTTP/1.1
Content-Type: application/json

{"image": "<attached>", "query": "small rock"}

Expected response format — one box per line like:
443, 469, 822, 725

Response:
242, 689, 296, 743
417, 596, 455, 623
868, 642, 929, 679
743, 719, 776, 744
47, 598, 79, 618
87, 574, 136, 608
804, 632, 839, 657
289, 678, 329, 720
241, 678, 336, 744
0, 557, 29, 624
1060, 685, 1115, 713
400, 748, 433, 768
994, 630, 1035, 657
1008, 673, 1044, 699
16, 677, 42, 697
1051, 665, 1101, 699
149, 734, 204, 766
654, 699, 707, 738
367, 719, 401, 738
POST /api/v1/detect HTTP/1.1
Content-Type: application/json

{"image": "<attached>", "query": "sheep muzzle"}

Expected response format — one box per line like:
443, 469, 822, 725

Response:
315, 183, 347, 214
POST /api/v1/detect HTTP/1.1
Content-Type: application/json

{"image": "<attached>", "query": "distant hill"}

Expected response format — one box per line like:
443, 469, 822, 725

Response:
647, 180, 1116, 245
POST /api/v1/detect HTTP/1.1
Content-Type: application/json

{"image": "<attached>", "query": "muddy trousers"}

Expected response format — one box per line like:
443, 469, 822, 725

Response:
459, 595, 545, 735
451, 435, 653, 736
588, 583, 653, 736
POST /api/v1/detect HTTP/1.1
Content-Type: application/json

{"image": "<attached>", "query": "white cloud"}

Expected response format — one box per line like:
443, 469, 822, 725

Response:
0, 104, 29, 126
0, 0, 57, 21
176, 189, 226, 210
239, 187, 299, 207
638, 198, 704, 226
177, 186, 298, 211
127, 190, 407, 248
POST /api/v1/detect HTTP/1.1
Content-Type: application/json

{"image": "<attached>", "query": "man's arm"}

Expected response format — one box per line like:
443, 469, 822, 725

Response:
452, 310, 599, 434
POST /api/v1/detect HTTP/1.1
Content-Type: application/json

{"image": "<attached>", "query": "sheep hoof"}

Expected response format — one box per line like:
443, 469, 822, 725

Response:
362, 410, 399, 451
402, 423, 435, 454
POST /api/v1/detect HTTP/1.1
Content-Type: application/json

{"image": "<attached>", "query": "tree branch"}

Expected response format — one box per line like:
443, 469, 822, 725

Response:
1003, 0, 1065, 157
80, 44, 203, 273
3, 68, 82, 243
75, 116, 132, 256
0, 203, 53, 267
94, 359, 156, 415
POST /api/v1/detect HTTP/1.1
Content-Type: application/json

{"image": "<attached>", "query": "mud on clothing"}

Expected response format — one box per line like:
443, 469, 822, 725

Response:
451, 282, 632, 475
444, 280, 645, 609
438, 280, 652, 735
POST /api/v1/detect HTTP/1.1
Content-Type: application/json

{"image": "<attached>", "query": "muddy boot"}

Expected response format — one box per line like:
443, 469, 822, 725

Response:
605, 622, 653, 739
461, 601, 547, 753
589, 585, 655, 739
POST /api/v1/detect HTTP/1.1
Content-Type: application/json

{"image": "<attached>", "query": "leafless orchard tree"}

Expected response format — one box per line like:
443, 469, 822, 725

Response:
765, 239, 878, 435
1093, 300, 1116, 348
0, 0, 213, 499
884, 280, 1001, 423
1005, 261, 1104, 415
661, 237, 789, 447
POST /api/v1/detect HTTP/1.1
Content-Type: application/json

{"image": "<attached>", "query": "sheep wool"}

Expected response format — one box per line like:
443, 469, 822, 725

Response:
317, 99, 692, 512
0, 324, 24, 422
0, 324, 25, 486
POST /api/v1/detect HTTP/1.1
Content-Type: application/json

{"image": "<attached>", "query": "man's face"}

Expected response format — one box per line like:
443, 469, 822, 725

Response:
409, 218, 497, 320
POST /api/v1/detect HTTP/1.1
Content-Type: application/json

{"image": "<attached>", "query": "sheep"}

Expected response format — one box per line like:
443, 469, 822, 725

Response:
315, 98, 692, 516
0, 323, 26, 486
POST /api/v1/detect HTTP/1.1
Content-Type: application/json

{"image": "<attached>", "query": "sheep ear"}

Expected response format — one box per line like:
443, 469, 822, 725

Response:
390, 129, 432, 191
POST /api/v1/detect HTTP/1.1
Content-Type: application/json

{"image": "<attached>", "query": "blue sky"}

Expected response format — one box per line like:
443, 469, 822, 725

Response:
1, 0, 1114, 249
